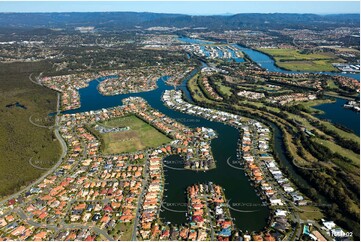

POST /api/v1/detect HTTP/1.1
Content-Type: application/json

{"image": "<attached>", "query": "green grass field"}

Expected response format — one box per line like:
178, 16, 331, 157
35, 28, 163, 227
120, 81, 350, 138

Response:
111, 222, 133, 240
258, 48, 342, 72
326, 79, 338, 89
296, 99, 335, 114
318, 118, 360, 144
313, 138, 360, 167
279, 60, 337, 72
324, 91, 358, 100
96, 115, 171, 154
298, 206, 325, 221
215, 81, 232, 97
325, 46, 360, 53
238, 85, 292, 95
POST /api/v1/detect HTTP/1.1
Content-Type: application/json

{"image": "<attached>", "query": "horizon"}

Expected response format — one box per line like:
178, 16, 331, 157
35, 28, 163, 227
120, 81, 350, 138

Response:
0, 11, 359, 15
0, 1, 359, 15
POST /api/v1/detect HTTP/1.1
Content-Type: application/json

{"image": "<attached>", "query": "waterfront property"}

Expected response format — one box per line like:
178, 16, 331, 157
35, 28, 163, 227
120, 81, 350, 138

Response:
0, 95, 227, 240
1, 32, 358, 241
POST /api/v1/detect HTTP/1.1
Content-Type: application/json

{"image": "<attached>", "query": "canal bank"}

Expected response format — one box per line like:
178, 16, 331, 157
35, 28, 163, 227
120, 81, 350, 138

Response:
63, 76, 270, 231
314, 98, 360, 135
61, 37, 358, 232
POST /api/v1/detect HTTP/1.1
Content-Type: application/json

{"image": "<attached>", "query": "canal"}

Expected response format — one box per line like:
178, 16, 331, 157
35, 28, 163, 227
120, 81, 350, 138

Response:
61, 37, 358, 232
64, 75, 270, 231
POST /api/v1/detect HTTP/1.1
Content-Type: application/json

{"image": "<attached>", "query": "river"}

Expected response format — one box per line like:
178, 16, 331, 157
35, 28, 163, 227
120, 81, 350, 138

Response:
179, 37, 360, 135
234, 44, 360, 135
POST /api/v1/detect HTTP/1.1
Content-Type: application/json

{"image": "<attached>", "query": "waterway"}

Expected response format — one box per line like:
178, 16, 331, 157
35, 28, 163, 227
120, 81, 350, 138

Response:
314, 98, 360, 135
62, 73, 325, 230
64, 76, 269, 231
179, 37, 360, 78
235, 44, 360, 81
180, 37, 245, 63
60, 37, 359, 232
234, 44, 360, 135
178, 37, 360, 135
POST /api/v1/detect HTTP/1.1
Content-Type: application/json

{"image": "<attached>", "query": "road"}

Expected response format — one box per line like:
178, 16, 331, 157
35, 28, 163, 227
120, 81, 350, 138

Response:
200, 194, 215, 240
15, 208, 113, 241
0, 93, 67, 206
131, 152, 150, 241
250, 125, 305, 241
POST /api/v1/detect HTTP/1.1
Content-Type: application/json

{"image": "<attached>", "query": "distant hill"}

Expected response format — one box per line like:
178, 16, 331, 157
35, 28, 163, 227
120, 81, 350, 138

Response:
0, 12, 182, 29
143, 13, 360, 30
0, 12, 359, 30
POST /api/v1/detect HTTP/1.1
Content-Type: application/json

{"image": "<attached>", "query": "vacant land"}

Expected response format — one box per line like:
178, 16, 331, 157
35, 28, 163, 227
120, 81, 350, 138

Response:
258, 48, 342, 72
111, 221, 133, 240
95, 115, 171, 154
0, 61, 61, 198
298, 206, 325, 221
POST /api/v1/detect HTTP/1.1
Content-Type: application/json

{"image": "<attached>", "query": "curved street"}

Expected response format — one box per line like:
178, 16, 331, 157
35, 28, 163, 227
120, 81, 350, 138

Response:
131, 153, 150, 241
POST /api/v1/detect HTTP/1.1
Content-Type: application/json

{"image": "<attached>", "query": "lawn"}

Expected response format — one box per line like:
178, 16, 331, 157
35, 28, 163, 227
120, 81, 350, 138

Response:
295, 99, 335, 114
324, 91, 358, 100
95, 115, 172, 154
326, 79, 338, 90
302, 112, 360, 144
238, 84, 292, 95
238, 100, 281, 113
239, 100, 265, 108
326, 46, 360, 53
111, 222, 134, 240
279, 60, 337, 72
215, 81, 232, 97
319, 119, 360, 144
258, 48, 341, 72
298, 206, 324, 221
312, 138, 360, 167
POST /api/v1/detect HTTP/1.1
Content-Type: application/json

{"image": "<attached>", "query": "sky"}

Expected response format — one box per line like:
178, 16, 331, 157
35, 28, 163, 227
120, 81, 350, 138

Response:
0, 1, 359, 15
